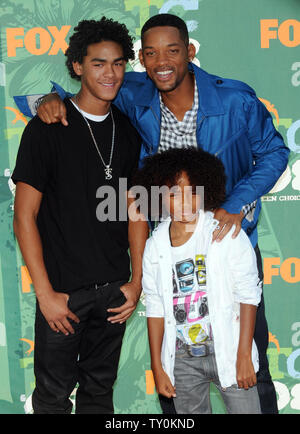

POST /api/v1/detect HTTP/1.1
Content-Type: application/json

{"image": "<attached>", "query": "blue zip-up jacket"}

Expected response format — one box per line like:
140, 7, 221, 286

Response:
14, 63, 289, 246
113, 63, 289, 246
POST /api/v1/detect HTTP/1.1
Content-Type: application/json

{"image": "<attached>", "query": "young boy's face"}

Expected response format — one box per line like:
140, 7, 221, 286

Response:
72, 40, 126, 104
163, 171, 202, 223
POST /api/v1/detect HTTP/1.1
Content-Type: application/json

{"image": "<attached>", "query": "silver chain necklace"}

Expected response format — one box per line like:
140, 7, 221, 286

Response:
74, 95, 115, 180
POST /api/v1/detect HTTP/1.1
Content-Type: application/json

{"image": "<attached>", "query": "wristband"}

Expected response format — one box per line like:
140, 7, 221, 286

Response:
34, 91, 58, 112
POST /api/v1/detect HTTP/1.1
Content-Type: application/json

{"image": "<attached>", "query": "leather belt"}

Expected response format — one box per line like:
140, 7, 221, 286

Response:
178, 340, 214, 358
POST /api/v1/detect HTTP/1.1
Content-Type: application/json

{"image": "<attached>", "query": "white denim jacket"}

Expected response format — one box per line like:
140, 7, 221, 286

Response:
142, 211, 261, 388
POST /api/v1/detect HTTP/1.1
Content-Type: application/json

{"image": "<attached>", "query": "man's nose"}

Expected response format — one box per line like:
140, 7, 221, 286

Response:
103, 64, 115, 77
156, 51, 168, 66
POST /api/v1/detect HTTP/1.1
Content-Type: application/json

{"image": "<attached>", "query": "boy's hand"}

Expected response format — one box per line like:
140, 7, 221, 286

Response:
37, 93, 68, 126
38, 290, 80, 335
236, 354, 257, 389
212, 208, 244, 242
153, 367, 176, 399
107, 281, 141, 324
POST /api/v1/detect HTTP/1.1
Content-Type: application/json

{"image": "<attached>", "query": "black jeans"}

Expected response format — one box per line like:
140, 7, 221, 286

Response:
32, 281, 127, 414
159, 245, 278, 414
253, 245, 278, 414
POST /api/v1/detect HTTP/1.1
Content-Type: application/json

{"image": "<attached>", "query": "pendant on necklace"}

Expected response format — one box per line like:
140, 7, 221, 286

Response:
105, 166, 113, 180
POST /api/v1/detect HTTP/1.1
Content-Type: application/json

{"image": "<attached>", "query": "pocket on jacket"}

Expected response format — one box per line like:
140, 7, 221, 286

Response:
215, 127, 247, 157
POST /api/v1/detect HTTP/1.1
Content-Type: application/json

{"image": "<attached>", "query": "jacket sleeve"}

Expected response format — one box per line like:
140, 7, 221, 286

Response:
227, 228, 262, 306
113, 72, 144, 123
221, 95, 290, 214
142, 240, 164, 318
113, 83, 131, 117
13, 81, 74, 118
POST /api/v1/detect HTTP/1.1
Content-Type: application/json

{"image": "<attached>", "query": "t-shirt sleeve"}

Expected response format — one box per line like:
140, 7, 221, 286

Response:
11, 118, 52, 193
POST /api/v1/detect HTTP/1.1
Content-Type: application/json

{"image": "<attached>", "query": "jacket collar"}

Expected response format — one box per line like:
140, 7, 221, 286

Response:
191, 63, 224, 116
134, 74, 160, 108
151, 211, 217, 250
134, 63, 224, 117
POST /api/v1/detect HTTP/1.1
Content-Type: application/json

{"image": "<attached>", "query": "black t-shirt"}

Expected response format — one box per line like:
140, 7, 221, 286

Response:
12, 98, 141, 292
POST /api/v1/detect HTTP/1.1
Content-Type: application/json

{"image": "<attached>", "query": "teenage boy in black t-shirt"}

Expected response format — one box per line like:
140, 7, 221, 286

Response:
12, 18, 146, 414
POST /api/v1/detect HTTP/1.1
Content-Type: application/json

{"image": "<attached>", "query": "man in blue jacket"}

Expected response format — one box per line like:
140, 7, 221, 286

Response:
15, 14, 289, 414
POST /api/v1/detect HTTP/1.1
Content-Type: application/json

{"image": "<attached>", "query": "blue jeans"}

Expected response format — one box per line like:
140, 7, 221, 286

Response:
159, 245, 278, 414
173, 350, 261, 414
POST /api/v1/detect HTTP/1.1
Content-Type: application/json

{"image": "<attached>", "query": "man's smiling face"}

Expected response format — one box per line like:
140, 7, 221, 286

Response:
139, 26, 195, 93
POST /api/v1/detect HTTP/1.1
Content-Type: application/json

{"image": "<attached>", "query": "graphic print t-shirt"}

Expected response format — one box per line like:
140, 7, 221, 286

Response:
170, 216, 212, 349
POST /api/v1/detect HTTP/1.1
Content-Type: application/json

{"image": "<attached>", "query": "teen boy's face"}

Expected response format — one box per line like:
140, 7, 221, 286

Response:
139, 26, 195, 93
163, 171, 201, 223
73, 41, 126, 103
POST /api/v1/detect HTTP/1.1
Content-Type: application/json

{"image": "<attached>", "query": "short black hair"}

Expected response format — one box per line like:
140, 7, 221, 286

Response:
65, 17, 135, 81
141, 13, 189, 46
133, 147, 226, 213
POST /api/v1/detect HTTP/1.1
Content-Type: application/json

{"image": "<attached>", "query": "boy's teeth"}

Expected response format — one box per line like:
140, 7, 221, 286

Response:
158, 71, 172, 75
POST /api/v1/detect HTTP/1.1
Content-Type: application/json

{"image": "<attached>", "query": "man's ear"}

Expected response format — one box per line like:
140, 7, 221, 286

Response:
72, 61, 83, 77
187, 43, 196, 62
138, 49, 145, 67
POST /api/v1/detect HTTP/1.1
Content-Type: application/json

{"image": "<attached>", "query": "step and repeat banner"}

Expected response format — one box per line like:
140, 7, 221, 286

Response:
0, 0, 299, 414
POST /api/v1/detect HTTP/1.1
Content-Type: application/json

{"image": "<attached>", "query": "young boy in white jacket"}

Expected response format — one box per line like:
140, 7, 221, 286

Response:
135, 147, 262, 414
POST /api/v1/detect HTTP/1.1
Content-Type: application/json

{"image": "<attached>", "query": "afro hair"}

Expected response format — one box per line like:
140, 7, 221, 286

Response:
132, 147, 227, 213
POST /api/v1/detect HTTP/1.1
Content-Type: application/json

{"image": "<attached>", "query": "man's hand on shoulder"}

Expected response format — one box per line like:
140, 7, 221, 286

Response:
37, 93, 68, 126
212, 208, 244, 242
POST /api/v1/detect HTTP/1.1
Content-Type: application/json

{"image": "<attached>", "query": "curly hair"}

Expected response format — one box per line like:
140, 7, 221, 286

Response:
132, 147, 227, 212
65, 17, 135, 81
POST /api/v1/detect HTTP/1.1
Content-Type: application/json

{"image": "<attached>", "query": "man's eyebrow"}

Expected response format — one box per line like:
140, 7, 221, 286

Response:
143, 43, 181, 50
90, 57, 125, 62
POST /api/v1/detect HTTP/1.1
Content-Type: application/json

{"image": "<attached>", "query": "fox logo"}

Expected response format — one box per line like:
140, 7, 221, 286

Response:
6, 26, 71, 57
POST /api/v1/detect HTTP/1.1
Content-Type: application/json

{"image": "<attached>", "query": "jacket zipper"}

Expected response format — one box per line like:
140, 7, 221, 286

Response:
150, 105, 161, 155
196, 116, 206, 147
214, 126, 247, 157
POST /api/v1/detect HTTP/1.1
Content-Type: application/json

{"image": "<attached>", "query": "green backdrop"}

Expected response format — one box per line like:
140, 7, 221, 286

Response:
0, 0, 299, 414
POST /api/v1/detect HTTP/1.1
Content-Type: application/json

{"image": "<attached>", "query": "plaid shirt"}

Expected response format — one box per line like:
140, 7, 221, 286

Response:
158, 82, 198, 152
242, 200, 257, 219
158, 83, 256, 217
